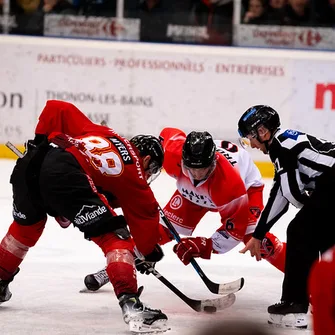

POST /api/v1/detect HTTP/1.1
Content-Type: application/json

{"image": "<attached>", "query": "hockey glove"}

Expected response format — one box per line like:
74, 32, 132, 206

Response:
173, 237, 213, 265
135, 244, 164, 275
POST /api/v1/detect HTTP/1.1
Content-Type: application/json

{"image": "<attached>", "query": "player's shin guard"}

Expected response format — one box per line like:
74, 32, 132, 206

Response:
106, 249, 138, 297
0, 220, 46, 280
261, 232, 286, 273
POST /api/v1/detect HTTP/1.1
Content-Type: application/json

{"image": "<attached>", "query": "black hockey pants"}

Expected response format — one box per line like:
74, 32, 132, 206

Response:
281, 167, 335, 306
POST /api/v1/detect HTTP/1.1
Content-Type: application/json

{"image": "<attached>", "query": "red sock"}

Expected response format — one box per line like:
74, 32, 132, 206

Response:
0, 220, 46, 280
106, 261, 137, 297
105, 249, 137, 298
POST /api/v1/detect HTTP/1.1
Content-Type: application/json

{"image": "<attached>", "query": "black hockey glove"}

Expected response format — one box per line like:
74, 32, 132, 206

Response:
82, 215, 131, 240
135, 244, 164, 275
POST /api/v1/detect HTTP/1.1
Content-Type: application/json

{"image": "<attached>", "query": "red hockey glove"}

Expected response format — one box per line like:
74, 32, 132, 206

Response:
173, 237, 213, 265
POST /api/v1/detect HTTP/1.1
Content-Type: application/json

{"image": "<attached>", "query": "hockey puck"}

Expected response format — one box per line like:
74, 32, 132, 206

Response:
204, 306, 217, 313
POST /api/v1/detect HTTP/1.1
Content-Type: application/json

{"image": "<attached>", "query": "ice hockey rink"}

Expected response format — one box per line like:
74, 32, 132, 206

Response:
0, 159, 313, 335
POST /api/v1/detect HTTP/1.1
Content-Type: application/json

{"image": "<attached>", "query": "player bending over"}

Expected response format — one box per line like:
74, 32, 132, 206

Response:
0, 100, 168, 334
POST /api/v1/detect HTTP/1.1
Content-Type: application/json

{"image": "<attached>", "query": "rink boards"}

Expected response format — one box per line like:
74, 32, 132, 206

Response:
1, 35, 335, 178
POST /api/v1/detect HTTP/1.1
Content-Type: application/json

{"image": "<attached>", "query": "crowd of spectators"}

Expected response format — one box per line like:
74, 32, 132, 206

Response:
242, 0, 335, 27
0, 0, 334, 43
0, 0, 235, 44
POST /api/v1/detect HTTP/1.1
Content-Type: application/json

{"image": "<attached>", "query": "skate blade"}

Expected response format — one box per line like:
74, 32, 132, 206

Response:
79, 287, 113, 294
0, 292, 12, 304
268, 313, 308, 329
129, 318, 170, 334
79, 287, 96, 293
0, 298, 10, 305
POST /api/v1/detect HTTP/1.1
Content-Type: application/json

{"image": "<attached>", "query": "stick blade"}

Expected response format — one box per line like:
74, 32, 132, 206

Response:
217, 277, 244, 295
197, 293, 236, 312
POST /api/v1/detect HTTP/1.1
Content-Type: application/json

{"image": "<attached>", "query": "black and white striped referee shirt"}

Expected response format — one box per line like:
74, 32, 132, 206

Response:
253, 128, 335, 240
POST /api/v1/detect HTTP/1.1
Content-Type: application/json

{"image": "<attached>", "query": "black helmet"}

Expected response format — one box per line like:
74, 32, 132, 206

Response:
182, 131, 216, 169
238, 105, 280, 139
130, 135, 164, 176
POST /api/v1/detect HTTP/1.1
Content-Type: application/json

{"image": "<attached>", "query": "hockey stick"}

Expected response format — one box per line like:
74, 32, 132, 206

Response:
148, 266, 235, 313
81, 265, 236, 312
6, 141, 24, 158
159, 208, 244, 295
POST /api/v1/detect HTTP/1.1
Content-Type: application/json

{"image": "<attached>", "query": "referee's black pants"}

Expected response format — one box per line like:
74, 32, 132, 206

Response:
282, 168, 335, 306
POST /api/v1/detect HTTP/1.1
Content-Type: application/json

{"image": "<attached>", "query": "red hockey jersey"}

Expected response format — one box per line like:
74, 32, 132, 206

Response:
160, 127, 249, 244
35, 100, 160, 256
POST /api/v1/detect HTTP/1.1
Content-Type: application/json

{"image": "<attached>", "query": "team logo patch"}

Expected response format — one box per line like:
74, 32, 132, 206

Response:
74, 204, 107, 226
250, 207, 261, 218
170, 195, 183, 210
13, 203, 26, 220
109, 137, 133, 164
282, 129, 302, 140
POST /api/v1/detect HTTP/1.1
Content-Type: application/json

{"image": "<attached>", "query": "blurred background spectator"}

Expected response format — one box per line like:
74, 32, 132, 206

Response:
73, 0, 116, 17
282, 0, 316, 26
241, 0, 331, 26
189, 0, 233, 45
127, 0, 173, 43
43, 0, 76, 14
243, 0, 271, 24
316, 0, 335, 26
267, 0, 287, 23
8, 0, 76, 35
9, 0, 44, 35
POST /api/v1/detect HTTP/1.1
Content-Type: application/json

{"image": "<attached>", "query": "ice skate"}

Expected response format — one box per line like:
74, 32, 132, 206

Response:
267, 301, 308, 329
0, 268, 20, 305
119, 293, 169, 334
83, 268, 109, 292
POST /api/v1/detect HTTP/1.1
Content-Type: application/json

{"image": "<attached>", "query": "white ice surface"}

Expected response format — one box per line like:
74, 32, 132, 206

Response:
0, 159, 313, 335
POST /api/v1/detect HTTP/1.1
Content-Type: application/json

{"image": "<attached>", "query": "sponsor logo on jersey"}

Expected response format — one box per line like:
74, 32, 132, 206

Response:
250, 207, 261, 219
180, 188, 215, 208
74, 204, 107, 225
110, 137, 133, 164
164, 209, 183, 224
282, 129, 301, 140
12, 206, 27, 220
123, 138, 144, 180
170, 195, 183, 210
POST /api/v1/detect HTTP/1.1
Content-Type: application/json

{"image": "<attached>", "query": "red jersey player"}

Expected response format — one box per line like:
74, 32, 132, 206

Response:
0, 100, 168, 334
309, 245, 335, 335
159, 128, 285, 270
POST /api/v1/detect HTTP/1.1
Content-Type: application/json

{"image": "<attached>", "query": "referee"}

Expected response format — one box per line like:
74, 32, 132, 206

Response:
238, 105, 335, 329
